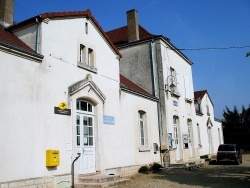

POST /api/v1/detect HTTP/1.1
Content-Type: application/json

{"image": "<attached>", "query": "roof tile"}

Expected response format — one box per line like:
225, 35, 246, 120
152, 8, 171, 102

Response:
120, 74, 152, 96
0, 25, 35, 53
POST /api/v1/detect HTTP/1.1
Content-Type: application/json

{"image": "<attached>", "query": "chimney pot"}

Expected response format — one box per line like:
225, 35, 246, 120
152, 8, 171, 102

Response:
126, 9, 139, 42
0, 0, 14, 26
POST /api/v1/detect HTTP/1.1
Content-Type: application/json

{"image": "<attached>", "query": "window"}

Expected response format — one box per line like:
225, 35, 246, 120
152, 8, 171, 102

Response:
184, 76, 192, 102
167, 67, 180, 97
78, 45, 97, 73
77, 100, 93, 113
138, 111, 148, 150
79, 44, 86, 63
173, 116, 179, 148
197, 124, 202, 147
206, 105, 210, 116
187, 120, 192, 143
88, 48, 94, 67
85, 22, 88, 34
218, 128, 222, 144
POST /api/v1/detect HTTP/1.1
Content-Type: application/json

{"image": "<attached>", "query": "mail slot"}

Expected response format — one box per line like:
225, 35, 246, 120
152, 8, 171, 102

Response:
46, 150, 60, 167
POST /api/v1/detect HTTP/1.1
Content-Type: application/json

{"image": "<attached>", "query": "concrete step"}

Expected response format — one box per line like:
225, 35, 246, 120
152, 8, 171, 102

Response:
79, 174, 120, 183
75, 174, 129, 188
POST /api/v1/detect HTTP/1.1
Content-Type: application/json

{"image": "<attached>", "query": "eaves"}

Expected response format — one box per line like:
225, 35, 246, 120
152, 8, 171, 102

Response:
0, 41, 44, 62
117, 36, 193, 65
120, 84, 159, 102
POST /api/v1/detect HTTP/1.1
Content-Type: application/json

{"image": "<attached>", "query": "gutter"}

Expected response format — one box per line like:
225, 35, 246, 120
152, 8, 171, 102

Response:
120, 85, 159, 102
117, 36, 193, 65
0, 41, 43, 62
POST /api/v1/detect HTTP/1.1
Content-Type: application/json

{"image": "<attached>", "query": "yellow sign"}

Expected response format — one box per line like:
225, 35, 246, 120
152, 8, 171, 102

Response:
58, 101, 67, 110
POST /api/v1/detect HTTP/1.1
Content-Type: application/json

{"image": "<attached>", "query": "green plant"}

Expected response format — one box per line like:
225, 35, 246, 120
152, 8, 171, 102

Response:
138, 165, 149, 173
149, 162, 162, 172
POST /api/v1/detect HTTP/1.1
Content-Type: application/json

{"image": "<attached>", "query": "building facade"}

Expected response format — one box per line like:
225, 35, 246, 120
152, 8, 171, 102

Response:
0, 7, 160, 188
107, 9, 224, 165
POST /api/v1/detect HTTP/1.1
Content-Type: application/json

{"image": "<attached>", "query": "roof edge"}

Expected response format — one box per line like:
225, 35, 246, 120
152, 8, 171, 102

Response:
0, 41, 44, 61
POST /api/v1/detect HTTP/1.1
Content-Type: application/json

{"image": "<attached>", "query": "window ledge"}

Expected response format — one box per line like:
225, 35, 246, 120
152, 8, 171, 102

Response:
139, 146, 150, 152
77, 62, 97, 73
171, 91, 181, 98
185, 98, 193, 103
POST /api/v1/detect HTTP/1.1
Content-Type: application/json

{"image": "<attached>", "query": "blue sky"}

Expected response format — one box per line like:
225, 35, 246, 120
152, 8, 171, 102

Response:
14, 0, 250, 119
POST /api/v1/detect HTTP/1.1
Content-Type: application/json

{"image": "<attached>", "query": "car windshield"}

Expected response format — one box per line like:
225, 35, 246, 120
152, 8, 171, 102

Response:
218, 145, 235, 151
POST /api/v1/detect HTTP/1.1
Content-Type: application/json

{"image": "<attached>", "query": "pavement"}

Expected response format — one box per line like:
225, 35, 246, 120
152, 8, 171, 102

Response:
117, 154, 250, 188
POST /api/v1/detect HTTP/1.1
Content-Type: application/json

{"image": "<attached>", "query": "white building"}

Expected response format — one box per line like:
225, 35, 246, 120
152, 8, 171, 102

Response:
107, 9, 198, 165
194, 90, 224, 158
0, 4, 160, 188
107, 9, 224, 165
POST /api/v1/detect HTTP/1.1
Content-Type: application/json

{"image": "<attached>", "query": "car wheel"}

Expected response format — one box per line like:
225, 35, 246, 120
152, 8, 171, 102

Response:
235, 158, 240, 165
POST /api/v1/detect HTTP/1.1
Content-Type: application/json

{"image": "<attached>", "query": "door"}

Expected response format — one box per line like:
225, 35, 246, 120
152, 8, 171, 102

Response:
173, 116, 181, 161
76, 100, 95, 174
207, 126, 214, 155
187, 120, 194, 158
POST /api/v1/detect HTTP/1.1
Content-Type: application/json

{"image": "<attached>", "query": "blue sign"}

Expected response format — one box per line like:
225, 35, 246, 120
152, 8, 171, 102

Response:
103, 115, 115, 125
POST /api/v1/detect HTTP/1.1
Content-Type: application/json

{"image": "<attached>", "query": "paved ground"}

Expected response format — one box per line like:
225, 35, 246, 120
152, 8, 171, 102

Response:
118, 154, 250, 188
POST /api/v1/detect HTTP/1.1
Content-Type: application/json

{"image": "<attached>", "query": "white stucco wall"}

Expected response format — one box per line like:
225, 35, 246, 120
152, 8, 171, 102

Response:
195, 93, 224, 156
0, 16, 161, 184
115, 91, 160, 168
158, 41, 198, 161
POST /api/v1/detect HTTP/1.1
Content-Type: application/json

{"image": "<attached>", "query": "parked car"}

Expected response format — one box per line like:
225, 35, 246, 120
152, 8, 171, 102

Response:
217, 144, 242, 165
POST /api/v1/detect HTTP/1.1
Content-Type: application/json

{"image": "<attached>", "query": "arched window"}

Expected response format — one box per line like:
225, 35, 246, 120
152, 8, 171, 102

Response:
76, 100, 94, 114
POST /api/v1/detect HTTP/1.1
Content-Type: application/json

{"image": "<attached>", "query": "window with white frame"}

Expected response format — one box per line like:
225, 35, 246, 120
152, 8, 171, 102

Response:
173, 116, 179, 148
138, 111, 148, 149
187, 120, 192, 143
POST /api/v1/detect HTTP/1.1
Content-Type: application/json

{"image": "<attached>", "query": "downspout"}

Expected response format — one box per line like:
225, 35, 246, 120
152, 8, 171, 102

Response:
150, 40, 163, 165
35, 18, 40, 53
71, 153, 81, 188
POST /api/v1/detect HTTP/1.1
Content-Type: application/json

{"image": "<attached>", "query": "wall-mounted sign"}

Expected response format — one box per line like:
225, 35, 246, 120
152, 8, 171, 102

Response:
54, 107, 71, 116
58, 101, 67, 110
103, 115, 115, 125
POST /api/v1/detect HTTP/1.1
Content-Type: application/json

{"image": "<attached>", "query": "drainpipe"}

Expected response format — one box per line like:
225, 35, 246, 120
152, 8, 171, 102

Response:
35, 18, 40, 53
71, 153, 81, 188
150, 40, 163, 166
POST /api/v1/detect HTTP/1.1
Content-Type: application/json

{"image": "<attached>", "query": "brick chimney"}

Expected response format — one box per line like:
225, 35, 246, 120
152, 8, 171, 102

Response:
0, 0, 14, 26
126, 9, 139, 42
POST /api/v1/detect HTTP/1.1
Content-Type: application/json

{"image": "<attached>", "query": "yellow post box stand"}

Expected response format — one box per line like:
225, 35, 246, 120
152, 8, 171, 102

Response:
46, 150, 60, 167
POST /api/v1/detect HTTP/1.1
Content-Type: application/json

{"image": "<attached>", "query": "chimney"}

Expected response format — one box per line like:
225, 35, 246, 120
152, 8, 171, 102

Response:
126, 9, 139, 42
0, 0, 14, 26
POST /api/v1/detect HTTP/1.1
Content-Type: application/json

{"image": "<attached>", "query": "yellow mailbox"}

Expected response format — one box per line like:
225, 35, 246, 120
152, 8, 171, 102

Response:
46, 150, 60, 167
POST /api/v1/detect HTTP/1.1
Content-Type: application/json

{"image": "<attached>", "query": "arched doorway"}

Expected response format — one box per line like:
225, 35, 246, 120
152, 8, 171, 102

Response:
76, 99, 96, 174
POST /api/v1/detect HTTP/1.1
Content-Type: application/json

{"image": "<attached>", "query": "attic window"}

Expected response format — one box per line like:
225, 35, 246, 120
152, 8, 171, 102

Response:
85, 22, 88, 34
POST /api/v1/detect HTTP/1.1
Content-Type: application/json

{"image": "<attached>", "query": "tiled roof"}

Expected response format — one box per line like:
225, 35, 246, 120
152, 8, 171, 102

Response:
120, 74, 153, 97
0, 25, 35, 53
106, 25, 161, 45
194, 90, 207, 100
7, 10, 121, 58
194, 90, 214, 106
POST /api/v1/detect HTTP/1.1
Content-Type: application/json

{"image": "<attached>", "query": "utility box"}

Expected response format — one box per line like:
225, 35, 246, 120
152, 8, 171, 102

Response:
46, 150, 60, 167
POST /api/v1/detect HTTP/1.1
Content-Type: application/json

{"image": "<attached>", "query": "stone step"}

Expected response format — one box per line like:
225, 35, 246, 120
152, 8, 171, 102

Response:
79, 174, 120, 183
75, 174, 129, 188
75, 178, 129, 188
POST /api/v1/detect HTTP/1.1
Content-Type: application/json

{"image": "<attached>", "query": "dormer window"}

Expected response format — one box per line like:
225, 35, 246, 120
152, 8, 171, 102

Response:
195, 97, 203, 116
